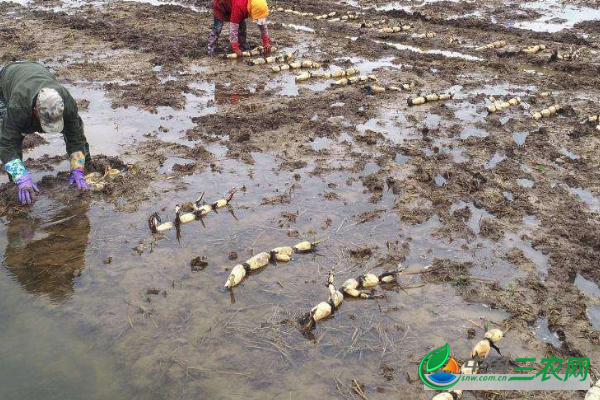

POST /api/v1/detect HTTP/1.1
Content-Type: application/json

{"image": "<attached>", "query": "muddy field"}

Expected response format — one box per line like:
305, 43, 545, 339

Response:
1, 0, 600, 399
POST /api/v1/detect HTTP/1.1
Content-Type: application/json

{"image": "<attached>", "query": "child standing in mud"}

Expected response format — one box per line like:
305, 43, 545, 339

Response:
208, 0, 271, 56
0, 62, 91, 205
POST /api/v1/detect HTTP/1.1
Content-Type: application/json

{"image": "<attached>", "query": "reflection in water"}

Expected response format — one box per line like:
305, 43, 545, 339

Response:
0, 198, 134, 400
214, 82, 263, 105
4, 201, 91, 303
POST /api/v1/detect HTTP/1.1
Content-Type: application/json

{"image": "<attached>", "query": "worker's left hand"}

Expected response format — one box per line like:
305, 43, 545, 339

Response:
262, 35, 271, 54
68, 170, 90, 192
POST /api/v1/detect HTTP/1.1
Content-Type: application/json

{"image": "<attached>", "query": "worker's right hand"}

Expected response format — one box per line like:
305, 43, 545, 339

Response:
231, 42, 243, 56
16, 174, 39, 205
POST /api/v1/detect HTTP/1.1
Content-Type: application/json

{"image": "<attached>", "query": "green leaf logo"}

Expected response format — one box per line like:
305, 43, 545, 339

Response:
425, 343, 450, 373
419, 343, 458, 390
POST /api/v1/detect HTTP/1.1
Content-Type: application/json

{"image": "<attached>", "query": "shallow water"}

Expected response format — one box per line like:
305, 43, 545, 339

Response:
0, 194, 146, 399
513, 131, 529, 146
560, 147, 579, 160
2, 0, 593, 397
531, 317, 562, 348
0, 291, 133, 400
485, 152, 506, 170
356, 109, 417, 144
309, 136, 333, 151
575, 274, 600, 298
517, 178, 535, 188
346, 0, 475, 12
588, 305, 600, 331
341, 56, 401, 75
376, 41, 483, 62
2, 145, 522, 399
283, 23, 315, 33
569, 187, 600, 213
7, 0, 209, 13
2, 80, 524, 399
2, 94, 536, 398
511, 0, 600, 33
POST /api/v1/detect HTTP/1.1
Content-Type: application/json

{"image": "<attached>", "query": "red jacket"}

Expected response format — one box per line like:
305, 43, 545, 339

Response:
213, 0, 249, 23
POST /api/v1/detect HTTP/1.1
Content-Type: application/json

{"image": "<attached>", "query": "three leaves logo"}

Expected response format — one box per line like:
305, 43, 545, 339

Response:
419, 343, 460, 389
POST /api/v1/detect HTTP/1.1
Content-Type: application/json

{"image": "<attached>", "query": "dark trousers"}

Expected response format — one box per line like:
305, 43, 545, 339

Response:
0, 65, 5, 137
0, 96, 5, 125
207, 17, 247, 55
0, 65, 10, 182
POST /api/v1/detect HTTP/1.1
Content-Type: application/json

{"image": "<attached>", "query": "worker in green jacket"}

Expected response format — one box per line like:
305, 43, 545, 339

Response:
0, 62, 91, 205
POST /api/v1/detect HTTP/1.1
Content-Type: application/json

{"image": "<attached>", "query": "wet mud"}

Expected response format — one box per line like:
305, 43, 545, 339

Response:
1, 0, 600, 399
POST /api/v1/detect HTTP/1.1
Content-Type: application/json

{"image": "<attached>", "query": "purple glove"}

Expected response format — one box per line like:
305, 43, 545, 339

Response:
68, 170, 90, 192
16, 174, 39, 205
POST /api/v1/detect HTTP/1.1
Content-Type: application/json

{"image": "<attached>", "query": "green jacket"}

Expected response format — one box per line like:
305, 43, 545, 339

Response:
0, 62, 89, 164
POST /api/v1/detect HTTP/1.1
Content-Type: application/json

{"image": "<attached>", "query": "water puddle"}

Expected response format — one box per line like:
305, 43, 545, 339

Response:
460, 125, 488, 139
450, 201, 494, 235
28, 0, 207, 13
424, 113, 441, 128
3, 140, 418, 399
265, 74, 330, 97
575, 274, 600, 298
374, 1, 412, 11
328, 115, 355, 129
356, 109, 417, 144
434, 174, 448, 187
395, 152, 409, 165
522, 215, 541, 227
588, 305, 600, 331
451, 147, 469, 163
0, 273, 133, 400
24, 80, 217, 162
513, 131, 529, 146
449, 202, 548, 276
504, 231, 549, 274
532, 317, 562, 348
338, 131, 354, 144
372, 0, 473, 12
430, 140, 469, 163
339, 56, 401, 75
283, 23, 315, 33
214, 88, 256, 105
560, 148, 579, 160
24, 82, 200, 162
309, 137, 333, 151
569, 187, 600, 213
158, 156, 194, 174
485, 152, 506, 170
374, 41, 483, 62
517, 178, 535, 188
454, 102, 486, 126
340, 0, 361, 7
159, 74, 177, 84
510, 0, 600, 33
402, 215, 468, 267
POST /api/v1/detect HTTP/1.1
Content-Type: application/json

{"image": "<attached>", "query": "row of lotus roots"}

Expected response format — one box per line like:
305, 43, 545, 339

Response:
148, 190, 236, 233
